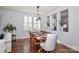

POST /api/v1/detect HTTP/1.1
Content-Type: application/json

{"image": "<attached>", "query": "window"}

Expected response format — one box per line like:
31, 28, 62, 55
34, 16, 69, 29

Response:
24, 16, 40, 31
51, 13, 57, 30
28, 16, 32, 30
24, 16, 28, 31
61, 9, 68, 32
34, 17, 37, 29
37, 20, 40, 30
33, 17, 40, 30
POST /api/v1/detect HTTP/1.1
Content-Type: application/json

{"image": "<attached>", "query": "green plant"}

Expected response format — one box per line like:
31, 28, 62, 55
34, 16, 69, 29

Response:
3, 23, 16, 33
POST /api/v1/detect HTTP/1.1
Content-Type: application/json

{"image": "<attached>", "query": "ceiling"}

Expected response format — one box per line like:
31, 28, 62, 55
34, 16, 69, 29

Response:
0, 6, 59, 15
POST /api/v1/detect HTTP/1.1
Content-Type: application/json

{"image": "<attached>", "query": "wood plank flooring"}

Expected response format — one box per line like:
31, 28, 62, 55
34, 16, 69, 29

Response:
12, 39, 79, 53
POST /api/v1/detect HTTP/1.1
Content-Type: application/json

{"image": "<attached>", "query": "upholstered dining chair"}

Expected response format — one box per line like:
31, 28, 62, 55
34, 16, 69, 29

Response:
38, 33, 58, 53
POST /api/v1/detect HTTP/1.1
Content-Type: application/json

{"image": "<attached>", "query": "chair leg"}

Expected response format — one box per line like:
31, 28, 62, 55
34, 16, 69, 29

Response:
46, 50, 55, 53
37, 47, 43, 53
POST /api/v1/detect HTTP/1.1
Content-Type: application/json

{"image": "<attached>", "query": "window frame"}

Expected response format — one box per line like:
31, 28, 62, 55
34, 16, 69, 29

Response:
24, 16, 41, 31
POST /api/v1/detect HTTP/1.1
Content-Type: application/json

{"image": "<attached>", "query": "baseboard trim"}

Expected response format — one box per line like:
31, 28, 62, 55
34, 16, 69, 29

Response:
58, 41, 79, 52
16, 37, 30, 40
16, 36, 30, 39
16, 38, 29, 40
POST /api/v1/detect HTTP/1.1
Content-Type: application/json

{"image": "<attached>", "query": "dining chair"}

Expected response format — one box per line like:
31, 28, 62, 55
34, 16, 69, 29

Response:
38, 33, 58, 53
29, 31, 40, 52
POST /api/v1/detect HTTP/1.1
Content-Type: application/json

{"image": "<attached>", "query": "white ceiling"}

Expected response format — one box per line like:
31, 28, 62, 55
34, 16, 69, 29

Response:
0, 6, 59, 15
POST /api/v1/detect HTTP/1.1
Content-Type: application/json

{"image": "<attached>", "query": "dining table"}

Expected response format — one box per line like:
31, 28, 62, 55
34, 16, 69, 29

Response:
29, 31, 52, 52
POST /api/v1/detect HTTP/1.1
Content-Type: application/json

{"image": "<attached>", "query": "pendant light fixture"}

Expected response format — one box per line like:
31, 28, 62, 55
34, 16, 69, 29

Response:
36, 6, 41, 21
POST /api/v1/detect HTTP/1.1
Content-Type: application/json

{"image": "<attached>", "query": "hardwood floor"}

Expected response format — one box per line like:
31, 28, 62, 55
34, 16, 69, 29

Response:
12, 39, 30, 53
12, 39, 78, 53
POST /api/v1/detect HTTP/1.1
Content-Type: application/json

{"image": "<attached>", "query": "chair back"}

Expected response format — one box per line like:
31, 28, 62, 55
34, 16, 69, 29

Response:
44, 33, 58, 51
29, 31, 37, 52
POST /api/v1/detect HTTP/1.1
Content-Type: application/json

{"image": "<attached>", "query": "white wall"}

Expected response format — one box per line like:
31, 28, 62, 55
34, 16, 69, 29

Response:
41, 6, 79, 51
59, 7, 79, 51
40, 16, 47, 31
0, 15, 2, 34
0, 19, 1, 32
0, 8, 44, 39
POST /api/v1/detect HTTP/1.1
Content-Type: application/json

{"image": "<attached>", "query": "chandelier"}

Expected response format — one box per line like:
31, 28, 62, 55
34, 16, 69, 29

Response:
36, 6, 41, 20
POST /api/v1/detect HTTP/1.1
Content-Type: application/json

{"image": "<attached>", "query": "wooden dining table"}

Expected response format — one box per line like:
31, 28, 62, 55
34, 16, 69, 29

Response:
29, 31, 51, 52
